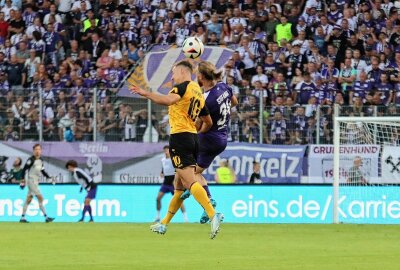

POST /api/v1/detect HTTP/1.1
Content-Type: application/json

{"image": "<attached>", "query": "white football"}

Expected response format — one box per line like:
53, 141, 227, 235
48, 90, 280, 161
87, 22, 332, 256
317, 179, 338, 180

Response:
182, 37, 204, 59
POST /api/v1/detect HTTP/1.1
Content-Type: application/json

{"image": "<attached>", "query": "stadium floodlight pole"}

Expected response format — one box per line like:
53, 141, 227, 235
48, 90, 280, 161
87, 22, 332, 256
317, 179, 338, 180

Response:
38, 85, 43, 142
93, 87, 97, 142
333, 114, 400, 224
259, 96, 263, 144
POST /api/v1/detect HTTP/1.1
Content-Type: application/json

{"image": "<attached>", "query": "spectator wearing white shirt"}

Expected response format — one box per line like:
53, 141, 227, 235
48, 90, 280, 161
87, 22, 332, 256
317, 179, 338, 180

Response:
167, 0, 183, 17
184, 1, 203, 25
1, 0, 17, 21
251, 65, 268, 88
226, 75, 240, 98
43, 4, 62, 25
251, 80, 268, 105
237, 36, 256, 77
304, 0, 321, 10
72, 0, 91, 11
317, 15, 333, 36
108, 43, 122, 60
0, 0, 21, 9
58, 109, 75, 141
26, 17, 46, 39
229, 8, 247, 27
351, 49, 368, 79
56, 0, 74, 13
152, 1, 168, 22
337, 8, 357, 32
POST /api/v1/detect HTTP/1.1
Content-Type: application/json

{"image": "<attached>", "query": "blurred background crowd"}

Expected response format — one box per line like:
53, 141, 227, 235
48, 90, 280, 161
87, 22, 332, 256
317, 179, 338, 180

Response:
0, 0, 399, 143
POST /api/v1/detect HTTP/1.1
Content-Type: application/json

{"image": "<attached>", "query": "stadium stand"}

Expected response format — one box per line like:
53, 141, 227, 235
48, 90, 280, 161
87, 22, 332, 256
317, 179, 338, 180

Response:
0, 0, 399, 143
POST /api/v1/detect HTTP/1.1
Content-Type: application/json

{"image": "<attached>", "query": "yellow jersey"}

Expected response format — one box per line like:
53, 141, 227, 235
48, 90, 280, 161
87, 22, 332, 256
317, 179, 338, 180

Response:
168, 81, 208, 134
216, 167, 235, 184
276, 23, 293, 46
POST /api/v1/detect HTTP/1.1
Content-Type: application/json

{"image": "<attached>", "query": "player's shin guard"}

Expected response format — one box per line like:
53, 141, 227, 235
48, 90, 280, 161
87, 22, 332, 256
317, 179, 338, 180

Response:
190, 182, 215, 219
161, 190, 184, 225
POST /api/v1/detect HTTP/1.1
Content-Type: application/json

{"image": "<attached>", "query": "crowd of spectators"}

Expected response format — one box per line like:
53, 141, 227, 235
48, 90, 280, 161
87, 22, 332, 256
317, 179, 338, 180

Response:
0, 0, 399, 144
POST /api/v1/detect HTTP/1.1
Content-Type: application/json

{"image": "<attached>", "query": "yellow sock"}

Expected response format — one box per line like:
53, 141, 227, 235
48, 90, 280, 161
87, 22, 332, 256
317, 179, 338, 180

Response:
161, 190, 183, 225
190, 182, 215, 219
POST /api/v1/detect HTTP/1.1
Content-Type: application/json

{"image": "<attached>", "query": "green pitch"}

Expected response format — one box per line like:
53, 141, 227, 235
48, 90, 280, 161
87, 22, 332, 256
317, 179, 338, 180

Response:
0, 223, 399, 270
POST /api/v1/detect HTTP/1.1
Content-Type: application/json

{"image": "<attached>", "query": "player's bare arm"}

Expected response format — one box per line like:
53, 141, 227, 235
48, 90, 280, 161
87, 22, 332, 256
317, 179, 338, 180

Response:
130, 85, 181, 106
231, 95, 239, 107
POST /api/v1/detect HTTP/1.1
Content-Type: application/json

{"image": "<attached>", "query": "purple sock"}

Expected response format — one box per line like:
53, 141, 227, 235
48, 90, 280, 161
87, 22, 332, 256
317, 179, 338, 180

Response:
81, 205, 88, 220
87, 205, 93, 220
202, 185, 211, 198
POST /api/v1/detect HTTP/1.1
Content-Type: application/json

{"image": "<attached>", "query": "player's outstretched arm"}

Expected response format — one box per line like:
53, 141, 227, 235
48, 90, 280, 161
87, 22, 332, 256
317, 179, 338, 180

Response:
130, 86, 180, 106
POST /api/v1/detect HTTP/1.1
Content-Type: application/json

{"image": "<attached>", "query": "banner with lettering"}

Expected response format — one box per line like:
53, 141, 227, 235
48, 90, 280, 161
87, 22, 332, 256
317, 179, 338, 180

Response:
0, 142, 165, 184
203, 143, 306, 183
308, 145, 380, 184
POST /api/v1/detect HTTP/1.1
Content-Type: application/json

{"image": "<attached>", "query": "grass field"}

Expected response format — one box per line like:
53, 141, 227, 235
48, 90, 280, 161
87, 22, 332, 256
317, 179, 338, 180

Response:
0, 223, 399, 270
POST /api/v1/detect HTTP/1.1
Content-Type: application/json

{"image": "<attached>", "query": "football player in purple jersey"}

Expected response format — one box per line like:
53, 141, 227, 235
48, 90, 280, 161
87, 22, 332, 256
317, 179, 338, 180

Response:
181, 61, 238, 223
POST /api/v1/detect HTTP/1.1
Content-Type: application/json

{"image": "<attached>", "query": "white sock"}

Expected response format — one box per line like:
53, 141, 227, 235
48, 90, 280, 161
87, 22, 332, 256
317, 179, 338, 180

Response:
156, 210, 160, 220
182, 212, 188, 222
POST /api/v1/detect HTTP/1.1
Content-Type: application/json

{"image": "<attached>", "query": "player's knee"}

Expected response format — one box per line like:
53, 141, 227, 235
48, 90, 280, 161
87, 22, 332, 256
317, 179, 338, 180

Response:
185, 181, 196, 190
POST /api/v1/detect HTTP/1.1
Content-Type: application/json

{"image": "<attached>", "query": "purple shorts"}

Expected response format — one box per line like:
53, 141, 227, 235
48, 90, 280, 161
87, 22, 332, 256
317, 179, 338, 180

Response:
159, 184, 174, 194
86, 187, 97, 199
197, 133, 227, 169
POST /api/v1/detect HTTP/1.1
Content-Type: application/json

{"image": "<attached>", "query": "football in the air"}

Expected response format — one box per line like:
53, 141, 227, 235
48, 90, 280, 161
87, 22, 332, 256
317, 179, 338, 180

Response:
182, 37, 204, 59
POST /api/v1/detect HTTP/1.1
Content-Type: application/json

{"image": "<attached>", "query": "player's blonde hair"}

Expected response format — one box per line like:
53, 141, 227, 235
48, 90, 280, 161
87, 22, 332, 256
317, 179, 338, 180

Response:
174, 59, 194, 73
198, 61, 222, 81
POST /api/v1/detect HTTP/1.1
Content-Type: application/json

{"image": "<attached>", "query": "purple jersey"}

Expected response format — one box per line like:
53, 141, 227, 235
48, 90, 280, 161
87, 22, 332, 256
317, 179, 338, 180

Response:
353, 80, 372, 102
296, 81, 317, 104
394, 84, 400, 104
197, 82, 233, 169
327, 11, 343, 22
203, 82, 233, 134
375, 83, 393, 105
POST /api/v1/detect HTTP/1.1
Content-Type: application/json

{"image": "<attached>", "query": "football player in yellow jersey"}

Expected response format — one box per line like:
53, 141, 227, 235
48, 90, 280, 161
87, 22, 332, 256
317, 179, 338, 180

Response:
130, 60, 224, 239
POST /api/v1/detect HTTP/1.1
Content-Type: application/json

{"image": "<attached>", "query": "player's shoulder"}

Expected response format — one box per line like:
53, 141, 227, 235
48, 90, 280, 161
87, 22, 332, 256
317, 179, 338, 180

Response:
170, 81, 190, 97
26, 156, 35, 165
218, 81, 233, 92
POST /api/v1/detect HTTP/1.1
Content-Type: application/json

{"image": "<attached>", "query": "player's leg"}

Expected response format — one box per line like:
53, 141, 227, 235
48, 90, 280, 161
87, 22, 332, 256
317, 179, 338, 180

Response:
36, 194, 54, 222
179, 166, 224, 238
170, 185, 188, 222
20, 194, 33, 222
79, 198, 93, 222
84, 187, 97, 222
195, 166, 217, 224
178, 166, 216, 220
179, 203, 188, 222
159, 179, 185, 225
155, 191, 165, 222
151, 179, 184, 234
